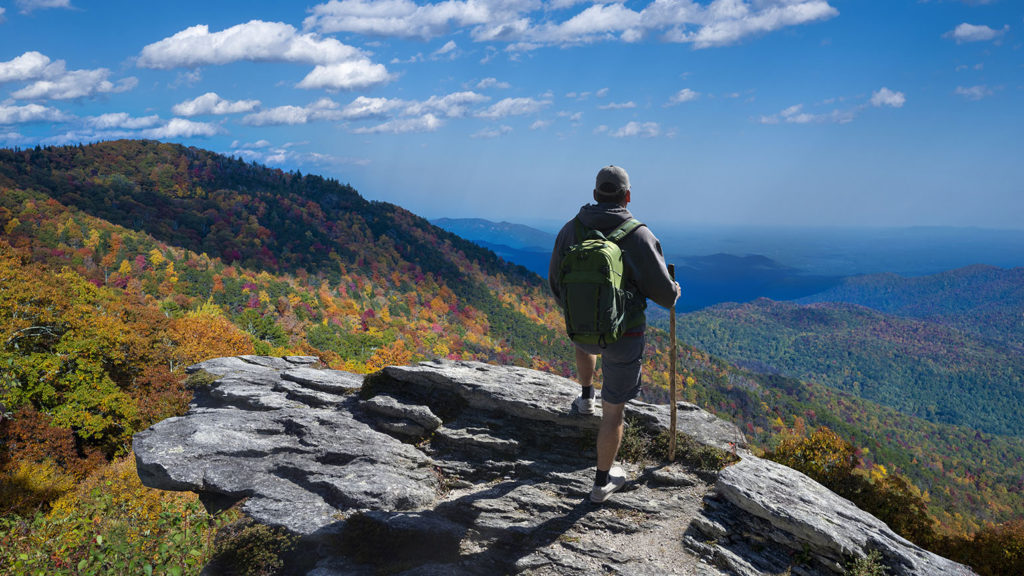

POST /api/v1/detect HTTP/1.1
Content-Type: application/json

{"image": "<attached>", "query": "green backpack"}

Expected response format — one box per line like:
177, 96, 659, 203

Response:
558, 217, 645, 347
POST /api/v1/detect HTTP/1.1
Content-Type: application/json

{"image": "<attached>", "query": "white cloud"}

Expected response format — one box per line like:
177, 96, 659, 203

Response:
0, 52, 55, 83
476, 96, 551, 119
530, 119, 551, 130
138, 20, 365, 69
231, 139, 272, 149
16, 0, 71, 13
86, 113, 162, 130
172, 93, 261, 117
304, 0, 838, 50
670, 1, 840, 49
142, 118, 222, 139
779, 104, 816, 123
955, 85, 993, 100
41, 129, 135, 146
391, 52, 425, 64
305, 0, 505, 40
350, 114, 443, 134
611, 121, 661, 138
232, 144, 371, 167
945, 23, 1008, 43
558, 110, 583, 122
0, 7, 5, 21
759, 103, 855, 124
471, 125, 513, 138
432, 40, 458, 59
1, 51, 137, 101
476, 77, 510, 90
12, 69, 137, 100
339, 91, 488, 123
407, 91, 490, 117
171, 69, 203, 88
0, 131, 24, 143
341, 96, 407, 119
596, 88, 609, 98
598, 101, 636, 110
523, 3, 643, 45
297, 60, 393, 90
667, 88, 699, 105
0, 102, 72, 124
870, 87, 906, 108
242, 98, 344, 126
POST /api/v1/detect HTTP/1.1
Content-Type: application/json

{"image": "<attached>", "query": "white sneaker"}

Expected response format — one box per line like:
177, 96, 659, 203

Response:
572, 396, 595, 415
590, 466, 627, 503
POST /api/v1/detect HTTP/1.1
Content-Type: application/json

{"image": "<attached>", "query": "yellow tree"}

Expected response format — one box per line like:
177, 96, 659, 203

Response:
169, 306, 255, 370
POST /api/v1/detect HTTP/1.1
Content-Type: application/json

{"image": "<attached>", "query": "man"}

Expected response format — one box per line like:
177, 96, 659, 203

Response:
548, 165, 680, 503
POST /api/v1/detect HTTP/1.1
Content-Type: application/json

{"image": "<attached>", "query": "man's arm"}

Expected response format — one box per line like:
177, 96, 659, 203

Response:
630, 228, 679, 309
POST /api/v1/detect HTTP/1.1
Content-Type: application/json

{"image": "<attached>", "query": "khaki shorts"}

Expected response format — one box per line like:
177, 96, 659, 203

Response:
574, 327, 645, 405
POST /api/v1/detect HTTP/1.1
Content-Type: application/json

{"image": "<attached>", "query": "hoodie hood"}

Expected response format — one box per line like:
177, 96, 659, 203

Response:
575, 203, 634, 233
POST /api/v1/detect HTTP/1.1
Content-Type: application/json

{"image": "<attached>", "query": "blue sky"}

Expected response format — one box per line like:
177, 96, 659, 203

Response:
0, 0, 1021, 230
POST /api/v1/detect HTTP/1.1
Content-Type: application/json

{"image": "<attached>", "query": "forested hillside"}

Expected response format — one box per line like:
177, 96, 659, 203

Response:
1, 141, 1021, 573
0, 141, 569, 373
799, 265, 1024, 349
667, 343, 1024, 533
675, 299, 1024, 437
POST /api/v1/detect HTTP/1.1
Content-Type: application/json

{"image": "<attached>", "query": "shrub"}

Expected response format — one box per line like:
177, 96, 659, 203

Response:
618, 417, 739, 471
764, 426, 938, 548
845, 550, 889, 576
206, 517, 298, 576
0, 454, 234, 575
0, 407, 104, 514
934, 519, 1024, 576
0, 460, 78, 516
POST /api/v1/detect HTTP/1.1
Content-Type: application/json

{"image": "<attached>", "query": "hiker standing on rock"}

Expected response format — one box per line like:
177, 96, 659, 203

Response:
548, 165, 680, 503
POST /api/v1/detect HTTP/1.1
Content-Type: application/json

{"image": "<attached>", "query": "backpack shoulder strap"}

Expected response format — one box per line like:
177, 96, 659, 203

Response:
606, 218, 644, 243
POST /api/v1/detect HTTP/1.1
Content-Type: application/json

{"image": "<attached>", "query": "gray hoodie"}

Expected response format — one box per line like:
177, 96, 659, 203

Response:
548, 203, 678, 316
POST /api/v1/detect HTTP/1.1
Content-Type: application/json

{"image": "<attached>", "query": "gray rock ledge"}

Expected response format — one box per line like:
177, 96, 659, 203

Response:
134, 356, 973, 576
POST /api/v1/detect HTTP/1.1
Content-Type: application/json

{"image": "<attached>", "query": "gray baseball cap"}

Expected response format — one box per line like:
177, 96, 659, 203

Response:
594, 165, 630, 200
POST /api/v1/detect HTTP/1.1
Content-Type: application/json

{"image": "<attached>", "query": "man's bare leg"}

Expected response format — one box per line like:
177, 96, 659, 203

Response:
590, 400, 628, 502
597, 400, 625, 472
573, 348, 597, 414
575, 347, 596, 388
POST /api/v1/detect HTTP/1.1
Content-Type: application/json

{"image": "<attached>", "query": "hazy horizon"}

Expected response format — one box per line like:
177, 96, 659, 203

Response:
434, 214, 1024, 276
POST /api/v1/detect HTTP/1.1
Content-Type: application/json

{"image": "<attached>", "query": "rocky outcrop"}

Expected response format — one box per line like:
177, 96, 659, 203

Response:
133, 356, 973, 576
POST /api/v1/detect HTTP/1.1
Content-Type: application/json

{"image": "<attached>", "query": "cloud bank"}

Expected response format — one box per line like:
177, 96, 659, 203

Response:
138, 20, 393, 91
0, 51, 137, 101
304, 0, 839, 49
172, 93, 261, 116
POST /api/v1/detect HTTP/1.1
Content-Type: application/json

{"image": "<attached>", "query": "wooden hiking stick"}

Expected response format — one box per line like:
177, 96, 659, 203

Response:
668, 264, 677, 462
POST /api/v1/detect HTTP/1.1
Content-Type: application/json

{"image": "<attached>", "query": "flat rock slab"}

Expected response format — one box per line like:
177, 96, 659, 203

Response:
136, 356, 436, 535
283, 367, 363, 394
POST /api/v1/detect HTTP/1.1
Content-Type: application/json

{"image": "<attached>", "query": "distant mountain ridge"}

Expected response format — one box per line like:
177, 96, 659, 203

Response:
799, 265, 1024, 349
432, 217, 843, 309
431, 217, 555, 252
676, 298, 1024, 437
